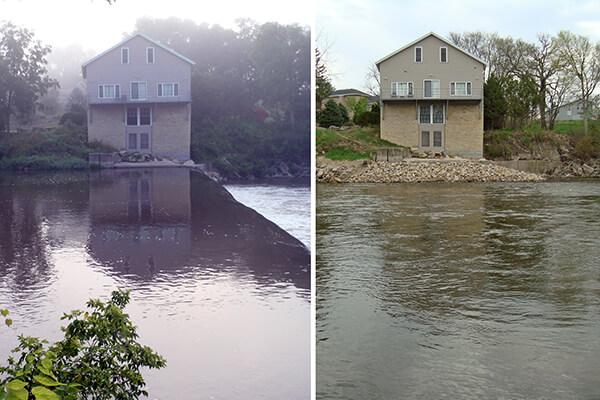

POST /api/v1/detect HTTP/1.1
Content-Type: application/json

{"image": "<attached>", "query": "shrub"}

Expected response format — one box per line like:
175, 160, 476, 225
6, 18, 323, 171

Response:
355, 111, 380, 127
573, 134, 600, 160
1, 290, 166, 400
59, 111, 87, 126
484, 130, 513, 159
0, 155, 89, 170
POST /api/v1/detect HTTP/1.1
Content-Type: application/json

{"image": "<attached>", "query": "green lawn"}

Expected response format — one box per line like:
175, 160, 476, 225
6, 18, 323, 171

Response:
316, 126, 402, 160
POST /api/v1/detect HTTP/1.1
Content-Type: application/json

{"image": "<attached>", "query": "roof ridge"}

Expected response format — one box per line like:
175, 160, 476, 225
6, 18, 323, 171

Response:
375, 31, 486, 68
81, 32, 195, 78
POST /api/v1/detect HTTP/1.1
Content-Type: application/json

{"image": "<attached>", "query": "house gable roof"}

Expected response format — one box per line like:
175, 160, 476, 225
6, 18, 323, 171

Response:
329, 88, 371, 98
81, 32, 195, 78
375, 31, 486, 69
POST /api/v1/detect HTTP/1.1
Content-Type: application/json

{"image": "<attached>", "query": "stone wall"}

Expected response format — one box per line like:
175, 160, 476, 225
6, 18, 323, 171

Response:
381, 102, 417, 148
88, 104, 125, 150
88, 103, 191, 160
152, 103, 191, 160
382, 101, 484, 158
445, 103, 483, 158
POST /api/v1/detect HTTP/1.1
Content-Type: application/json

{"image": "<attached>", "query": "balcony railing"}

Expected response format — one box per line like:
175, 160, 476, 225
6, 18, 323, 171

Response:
87, 89, 191, 105
380, 87, 483, 101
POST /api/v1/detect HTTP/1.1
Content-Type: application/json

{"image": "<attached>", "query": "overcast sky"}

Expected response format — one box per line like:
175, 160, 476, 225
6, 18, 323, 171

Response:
317, 0, 600, 92
1, 0, 313, 54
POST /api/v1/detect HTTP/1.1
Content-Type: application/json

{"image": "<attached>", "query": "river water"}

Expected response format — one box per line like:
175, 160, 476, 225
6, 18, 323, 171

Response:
0, 168, 310, 400
317, 181, 600, 399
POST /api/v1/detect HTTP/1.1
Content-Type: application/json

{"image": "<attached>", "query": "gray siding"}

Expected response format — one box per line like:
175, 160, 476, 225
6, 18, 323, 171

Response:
555, 103, 584, 121
85, 35, 192, 105
378, 35, 485, 101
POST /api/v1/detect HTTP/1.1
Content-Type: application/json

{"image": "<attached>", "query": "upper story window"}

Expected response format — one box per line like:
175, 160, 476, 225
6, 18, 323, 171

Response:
391, 82, 413, 97
423, 79, 440, 98
131, 81, 147, 100
121, 48, 129, 64
158, 83, 179, 97
98, 84, 120, 99
415, 46, 422, 63
450, 82, 472, 96
146, 47, 155, 64
440, 47, 447, 63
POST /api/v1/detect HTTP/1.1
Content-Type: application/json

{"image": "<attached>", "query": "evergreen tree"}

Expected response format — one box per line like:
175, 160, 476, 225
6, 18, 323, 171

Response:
337, 103, 349, 124
318, 99, 344, 127
484, 73, 507, 130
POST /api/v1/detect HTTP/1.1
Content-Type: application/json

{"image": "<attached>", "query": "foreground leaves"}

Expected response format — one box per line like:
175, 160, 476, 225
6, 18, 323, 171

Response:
1, 290, 165, 400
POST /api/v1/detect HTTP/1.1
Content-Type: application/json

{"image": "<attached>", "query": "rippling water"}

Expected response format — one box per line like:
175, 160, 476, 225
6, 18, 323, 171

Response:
0, 169, 310, 399
225, 180, 310, 248
317, 182, 600, 399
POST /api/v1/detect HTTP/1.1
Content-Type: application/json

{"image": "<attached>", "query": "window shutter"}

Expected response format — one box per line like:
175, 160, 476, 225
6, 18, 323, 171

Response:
157, 84, 162, 97
115, 85, 120, 98
408, 82, 413, 96
98, 86, 103, 98
451, 82, 455, 95
174, 83, 179, 96
391, 82, 396, 97
467, 82, 472, 95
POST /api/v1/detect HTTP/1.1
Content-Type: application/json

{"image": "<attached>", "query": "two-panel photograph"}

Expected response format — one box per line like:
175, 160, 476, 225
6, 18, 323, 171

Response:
1, 0, 600, 399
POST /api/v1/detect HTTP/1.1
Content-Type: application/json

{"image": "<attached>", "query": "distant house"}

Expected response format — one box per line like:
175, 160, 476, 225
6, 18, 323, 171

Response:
82, 33, 195, 160
327, 88, 378, 118
376, 32, 486, 158
555, 101, 585, 121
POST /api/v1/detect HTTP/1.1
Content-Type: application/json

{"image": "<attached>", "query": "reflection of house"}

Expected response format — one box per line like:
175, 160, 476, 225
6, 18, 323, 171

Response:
555, 101, 585, 121
87, 169, 310, 288
89, 169, 192, 274
82, 33, 195, 159
377, 32, 485, 158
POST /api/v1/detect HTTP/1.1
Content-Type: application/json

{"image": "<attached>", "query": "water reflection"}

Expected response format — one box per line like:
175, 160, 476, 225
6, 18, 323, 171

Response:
0, 169, 310, 399
87, 168, 309, 289
0, 173, 89, 293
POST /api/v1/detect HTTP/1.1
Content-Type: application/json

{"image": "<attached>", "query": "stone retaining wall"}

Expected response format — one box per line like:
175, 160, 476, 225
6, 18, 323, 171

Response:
316, 159, 544, 183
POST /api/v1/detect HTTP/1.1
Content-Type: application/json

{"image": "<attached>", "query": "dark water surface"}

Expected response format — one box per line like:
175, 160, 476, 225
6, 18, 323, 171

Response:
0, 169, 310, 399
317, 182, 600, 399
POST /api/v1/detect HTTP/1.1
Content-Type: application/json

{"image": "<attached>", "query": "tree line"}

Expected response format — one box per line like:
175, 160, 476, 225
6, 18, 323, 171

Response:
449, 30, 600, 133
131, 17, 310, 177
0, 18, 310, 177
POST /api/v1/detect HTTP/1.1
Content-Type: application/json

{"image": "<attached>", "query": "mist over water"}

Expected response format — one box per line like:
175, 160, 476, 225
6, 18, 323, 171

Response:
317, 181, 600, 399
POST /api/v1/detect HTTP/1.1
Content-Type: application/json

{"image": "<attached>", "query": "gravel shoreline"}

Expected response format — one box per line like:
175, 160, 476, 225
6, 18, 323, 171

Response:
316, 158, 545, 183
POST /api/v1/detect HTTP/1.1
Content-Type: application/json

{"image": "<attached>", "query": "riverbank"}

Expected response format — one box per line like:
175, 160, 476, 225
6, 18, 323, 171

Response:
316, 157, 544, 183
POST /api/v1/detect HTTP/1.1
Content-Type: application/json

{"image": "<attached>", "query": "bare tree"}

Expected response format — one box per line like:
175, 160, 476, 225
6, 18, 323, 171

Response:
448, 31, 504, 78
546, 71, 576, 130
363, 62, 380, 97
316, 47, 334, 108
556, 30, 600, 134
500, 34, 564, 130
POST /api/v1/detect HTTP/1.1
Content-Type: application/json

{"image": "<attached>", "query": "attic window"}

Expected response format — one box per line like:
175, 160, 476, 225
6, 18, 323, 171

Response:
415, 46, 422, 63
146, 47, 155, 64
121, 48, 129, 64
440, 47, 447, 63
